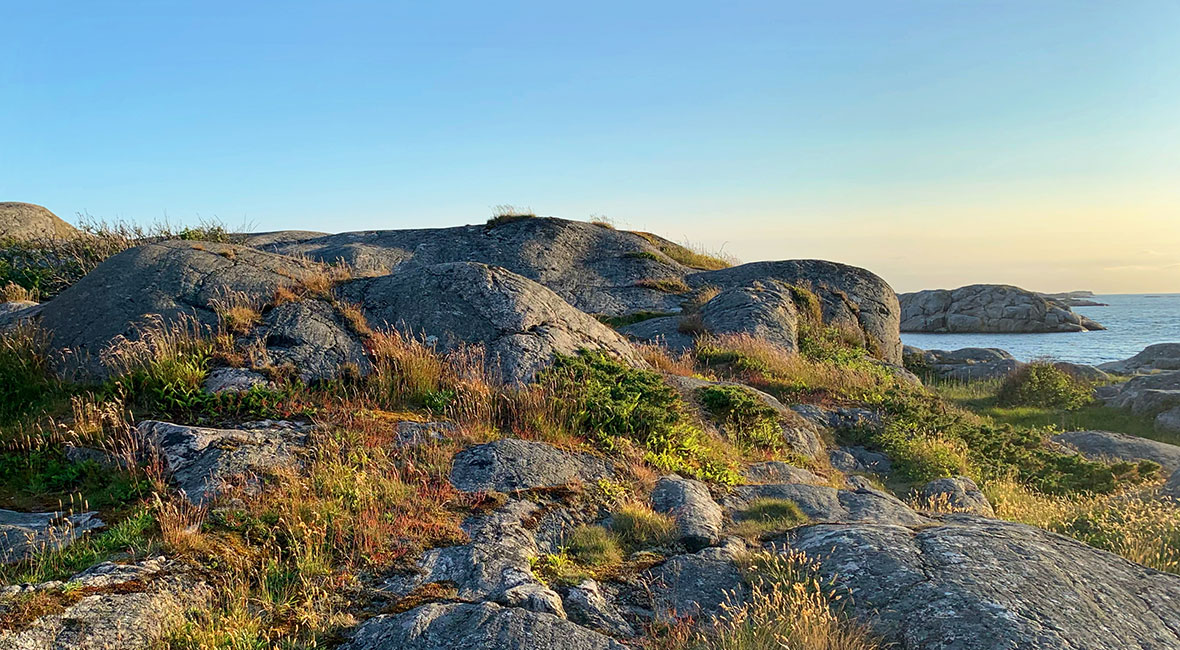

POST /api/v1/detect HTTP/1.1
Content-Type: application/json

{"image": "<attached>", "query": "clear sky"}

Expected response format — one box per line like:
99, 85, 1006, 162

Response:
3, 1, 1178, 293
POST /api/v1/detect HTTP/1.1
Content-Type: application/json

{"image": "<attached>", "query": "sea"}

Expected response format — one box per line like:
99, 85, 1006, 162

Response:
900, 294, 1180, 366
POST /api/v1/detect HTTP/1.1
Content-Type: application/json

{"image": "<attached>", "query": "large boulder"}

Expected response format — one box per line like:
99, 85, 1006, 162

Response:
1051, 430, 1180, 473
341, 601, 627, 650
918, 476, 994, 516
0, 202, 77, 240
449, 439, 613, 493
899, 284, 1104, 333
137, 420, 309, 504
0, 557, 213, 650
258, 218, 903, 365
1158, 407, 1180, 436
0, 509, 103, 564
722, 482, 925, 526
34, 240, 329, 379
1099, 343, 1180, 375
341, 262, 646, 384
784, 517, 1180, 650
1099, 372, 1180, 416
650, 475, 725, 551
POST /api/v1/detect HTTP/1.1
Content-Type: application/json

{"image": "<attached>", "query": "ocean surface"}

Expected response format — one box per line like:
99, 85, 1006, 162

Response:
900, 294, 1180, 366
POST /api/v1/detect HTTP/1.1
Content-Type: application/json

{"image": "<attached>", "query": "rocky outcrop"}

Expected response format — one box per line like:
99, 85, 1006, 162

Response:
0, 509, 103, 564
0, 202, 77, 240
828, 446, 892, 475
919, 476, 994, 516
650, 475, 725, 551
449, 439, 613, 493
905, 346, 1022, 381
138, 420, 309, 504
341, 601, 627, 650
743, 461, 826, 485
34, 240, 326, 380
340, 262, 646, 384
785, 516, 1180, 650
900, 284, 1104, 333
1039, 290, 1108, 307
1098, 372, 1180, 417
1099, 343, 1180, 374
0, 557, 213, 650
1158, 407, 1180, 436
642, 540, 748, 621
1051, 430, 1179, 473
722, 482, 924, 526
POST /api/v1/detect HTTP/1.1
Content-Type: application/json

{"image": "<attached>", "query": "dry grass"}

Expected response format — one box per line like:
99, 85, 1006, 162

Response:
487, 205, 537, 227
631, 232, 736, 271
1, 281, 37, 302
589, 215, 616, 229
636, 278, 692, 294
210, 290, 262, 336
636, 343, 696, 377
986, 478, 1180, 573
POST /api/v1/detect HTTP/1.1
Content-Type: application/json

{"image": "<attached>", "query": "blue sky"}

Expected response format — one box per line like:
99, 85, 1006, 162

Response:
3, 1, 1178, 292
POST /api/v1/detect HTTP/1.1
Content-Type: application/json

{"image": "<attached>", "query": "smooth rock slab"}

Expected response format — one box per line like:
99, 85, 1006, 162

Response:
1099, 343, 1180, 375
0, 509, 104, 564
341, 601, 627, 650
784, 517, 1180, 650
743, 461, 826, 485
918, 476, 994, 516
1158, 407, 1180, 436
1051, 430, 1180, 473
449, 439, 613, 493
650, 475, 725, 552
722, 483, 925, 526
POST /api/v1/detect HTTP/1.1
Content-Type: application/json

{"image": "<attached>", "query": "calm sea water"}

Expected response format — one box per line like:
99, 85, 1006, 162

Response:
900, 294, 1180, 365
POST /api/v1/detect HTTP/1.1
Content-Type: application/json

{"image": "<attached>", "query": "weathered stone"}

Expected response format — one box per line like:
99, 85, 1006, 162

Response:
723, 483, 924, 526
919, 476, 994, 516
900, 284, 1104, 333
563, 579, 637, 638
247, 299, 372, 381
1051, 430, 1179, 473
202, 367, 271, 394
341, 601, 627, 650
792, 404, 884, 435
1099, 343, 1180, 374
650, 475, 724, 551
907, 346, 1023, 381
340, 262, 646, 384
0, 202, 77, 240
642, 541, 748, 621
784, 517, 1180, 650
0, 557, 213, 650
1163, 468, 1180, 500
383, 500, 546, 602
743, 461, 826, 486
1054, 360, 1109, 383
0, 509, 103, 564
828, 446, 892, 474
695, 281, 800, 352
138, 420, 308, 504
449, 439, 613, 493
497, 583, 566, 618
1158, 407, 1180, 436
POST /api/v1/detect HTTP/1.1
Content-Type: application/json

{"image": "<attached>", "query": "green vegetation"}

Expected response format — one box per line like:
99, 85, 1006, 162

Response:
610, 503, 675, 551
0, 508, 156, 585
596, 310, 675, 329
564, 525, 624, 566
542, 350, 741, 484
623, 250, 662, 262
697, 385, 782, 449
634, 277, 692, 294
631, 231, 734, 270
0, 323, 63, 424
0, 219, 231, 300
997, 360, 1093, 409
732, 497, 809, 538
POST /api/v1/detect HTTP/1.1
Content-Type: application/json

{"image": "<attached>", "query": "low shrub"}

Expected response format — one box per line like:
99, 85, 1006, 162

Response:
564, 525, 623, 566
732, 498, 809, 538
0, 324, 62, 423
997, 360, 1093, 409
540, 351, 740, 484
697, 385, 782, 450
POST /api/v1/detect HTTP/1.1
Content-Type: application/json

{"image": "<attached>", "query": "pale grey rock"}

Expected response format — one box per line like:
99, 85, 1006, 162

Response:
650, 475, 725, 551
1054, 360, 1109, 383
341, 262, 646, 384
722, 483, 924, 526
829, 446, 893, 474
792, 404, 884, 435
202, 367, 271, 394
563, 580, 636, 638
138, 420, 307, 504
497, 583, 566, 618
393, 420, 456, 447
449, 439, 613, 493
341, 601, 627, 650
743, 461, 826, 485
900, 284, 1104, 333
1100, 372, 1180, 417
1158, 407, 1180, 436
1051, 430, 1180, 473
908, 346, 1023, 381
642, 542, 748, 622
1163, 468, 1180, 500
383, 500, 545, 603
696, 281, 800, 352
783, 517, 1180, 650
0, 557, 213, 650
919, 476, 994, 516
0, 509, 103, 564
1099, 343, 1180, 374
0, 202, 77, 240
615, 316, 694, 351
247, 299, 371, 381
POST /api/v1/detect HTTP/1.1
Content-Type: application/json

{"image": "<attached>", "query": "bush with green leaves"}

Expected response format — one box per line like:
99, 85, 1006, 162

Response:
697, 385, 782, 449
997, 360, 1093, 409
0, 324, 63, 424
541, 351, 740, 484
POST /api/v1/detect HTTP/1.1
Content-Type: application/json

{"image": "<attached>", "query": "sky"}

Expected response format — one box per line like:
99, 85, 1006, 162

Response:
3, 1, 1179, 294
